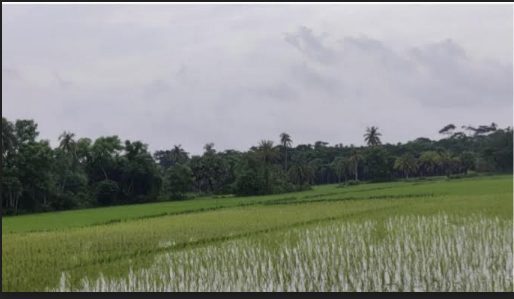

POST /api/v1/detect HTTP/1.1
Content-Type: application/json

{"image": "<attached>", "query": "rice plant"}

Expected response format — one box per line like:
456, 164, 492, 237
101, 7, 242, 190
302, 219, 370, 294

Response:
52, 214, 513, 292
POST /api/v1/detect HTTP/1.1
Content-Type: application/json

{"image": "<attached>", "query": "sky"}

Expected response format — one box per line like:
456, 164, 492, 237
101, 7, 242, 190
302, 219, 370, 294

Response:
2, 4, 513, 155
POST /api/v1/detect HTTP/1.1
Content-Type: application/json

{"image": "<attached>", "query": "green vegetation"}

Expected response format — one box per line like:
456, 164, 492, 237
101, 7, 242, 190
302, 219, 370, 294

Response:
53, 214, 512, 292
2, 117, 512, 215
2, 175, 512, 291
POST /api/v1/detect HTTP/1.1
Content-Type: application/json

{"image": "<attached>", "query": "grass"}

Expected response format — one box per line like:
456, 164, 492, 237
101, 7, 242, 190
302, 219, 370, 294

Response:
2, 174, 512, 291
3, 174, 510, 234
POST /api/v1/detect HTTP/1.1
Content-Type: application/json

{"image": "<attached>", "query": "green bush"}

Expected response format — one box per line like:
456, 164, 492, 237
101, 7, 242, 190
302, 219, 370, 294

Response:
346, 180, 360, 186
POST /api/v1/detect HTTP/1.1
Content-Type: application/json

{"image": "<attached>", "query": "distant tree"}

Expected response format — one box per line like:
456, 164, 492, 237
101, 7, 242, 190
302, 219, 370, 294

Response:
288, 152, 314, 186
393, 154, 418, 179
288, 163, 314, 186
331, 156, 350, 183
165, 163, 193, 199
309, 158, 324, 185
95, 180, 119, 206
463, 123, 497, 136
89, 136, 123, 181
439, 124, 456, 136
190, 143, 229, 193
418, 151, 441, 176
1, 176, 23, 214
459, 151, 475, 174
154, 145, 189, 169
170, 145, 189, 164
257, 140, 278, 193
280, 132, 292, 171
14, 140, 55, 212
363, 147, 392, 180
2, 117, 17, 160
58, 131, 76, 156
364, 126, 382, 147
74, 137, 91, 164
14, 119, 39, 144
2, 116, 513, 215
450, 132, 467, 140
120, 140, 162, 203
234, 153, 266, 195
349, 149, 362, 181
204, 143, 216, 155
257, 140, 278, 164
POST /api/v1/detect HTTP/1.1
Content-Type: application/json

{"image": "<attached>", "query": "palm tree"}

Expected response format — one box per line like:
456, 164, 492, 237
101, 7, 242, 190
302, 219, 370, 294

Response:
287, 163, 314, 186
257, 140, 278, 164
418, 151, 440, 177
437, 150, 459, 178
58, 131, 78, 170
393, 154, 418, 179
280, 132, 292, 171
58, 131, 76, 156
349, 149, 361, 181
364, 126, 382, 147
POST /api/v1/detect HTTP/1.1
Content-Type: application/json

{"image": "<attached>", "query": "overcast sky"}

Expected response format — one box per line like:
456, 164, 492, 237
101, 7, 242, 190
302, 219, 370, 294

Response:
2, 4, 513, 155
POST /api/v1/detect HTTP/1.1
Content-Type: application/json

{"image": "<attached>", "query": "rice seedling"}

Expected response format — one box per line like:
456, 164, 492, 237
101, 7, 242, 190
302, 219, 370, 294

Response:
2, 175, 512, 292
52, 214, 512, 292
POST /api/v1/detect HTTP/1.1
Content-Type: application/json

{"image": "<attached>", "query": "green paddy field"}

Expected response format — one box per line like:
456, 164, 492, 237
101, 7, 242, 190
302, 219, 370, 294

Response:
2, 175, 512, 291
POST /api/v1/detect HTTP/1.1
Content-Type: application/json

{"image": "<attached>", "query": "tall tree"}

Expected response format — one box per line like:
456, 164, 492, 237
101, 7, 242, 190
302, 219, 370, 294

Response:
280, 132, 292, 171
58, 131, 78, 169
364, 126, 382, 147
170, 145, 189, 165
90, 136, 123, 181
164, 163, 193, 200
58, 131, 76, 155
438, 124, 456, 137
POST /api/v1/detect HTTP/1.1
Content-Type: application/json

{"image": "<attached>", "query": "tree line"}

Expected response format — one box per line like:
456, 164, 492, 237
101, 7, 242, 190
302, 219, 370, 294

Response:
2, 117, 512, 215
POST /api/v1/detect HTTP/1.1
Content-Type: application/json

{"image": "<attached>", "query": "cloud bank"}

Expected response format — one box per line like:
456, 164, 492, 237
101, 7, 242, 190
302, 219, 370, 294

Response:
2, 5, 512, 154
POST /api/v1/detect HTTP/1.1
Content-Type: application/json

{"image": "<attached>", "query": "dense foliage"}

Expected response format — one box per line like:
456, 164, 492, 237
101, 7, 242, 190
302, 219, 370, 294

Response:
2, 118, 512, 215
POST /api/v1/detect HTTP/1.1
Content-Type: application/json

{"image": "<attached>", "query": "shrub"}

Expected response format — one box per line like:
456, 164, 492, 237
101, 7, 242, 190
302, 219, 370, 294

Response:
345, 180, 360, 186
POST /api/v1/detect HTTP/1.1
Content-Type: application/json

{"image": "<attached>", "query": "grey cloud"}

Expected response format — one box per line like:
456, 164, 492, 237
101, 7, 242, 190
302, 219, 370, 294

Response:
54, 72, 73, 89
283, 27, 512, 109
2, 5, 512, 154
284, 26, 335, 64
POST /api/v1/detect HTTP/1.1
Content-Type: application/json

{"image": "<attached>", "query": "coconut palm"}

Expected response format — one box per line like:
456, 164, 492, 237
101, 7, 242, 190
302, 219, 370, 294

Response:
393, 154, 418, 179
418, 151, 440, 176
280, 132, 292, 171
257, 140, 278, 165
287, 163, 314, 186
58, 131, 78, 170
58, 131, 76, 156
364, 126, 382, 147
